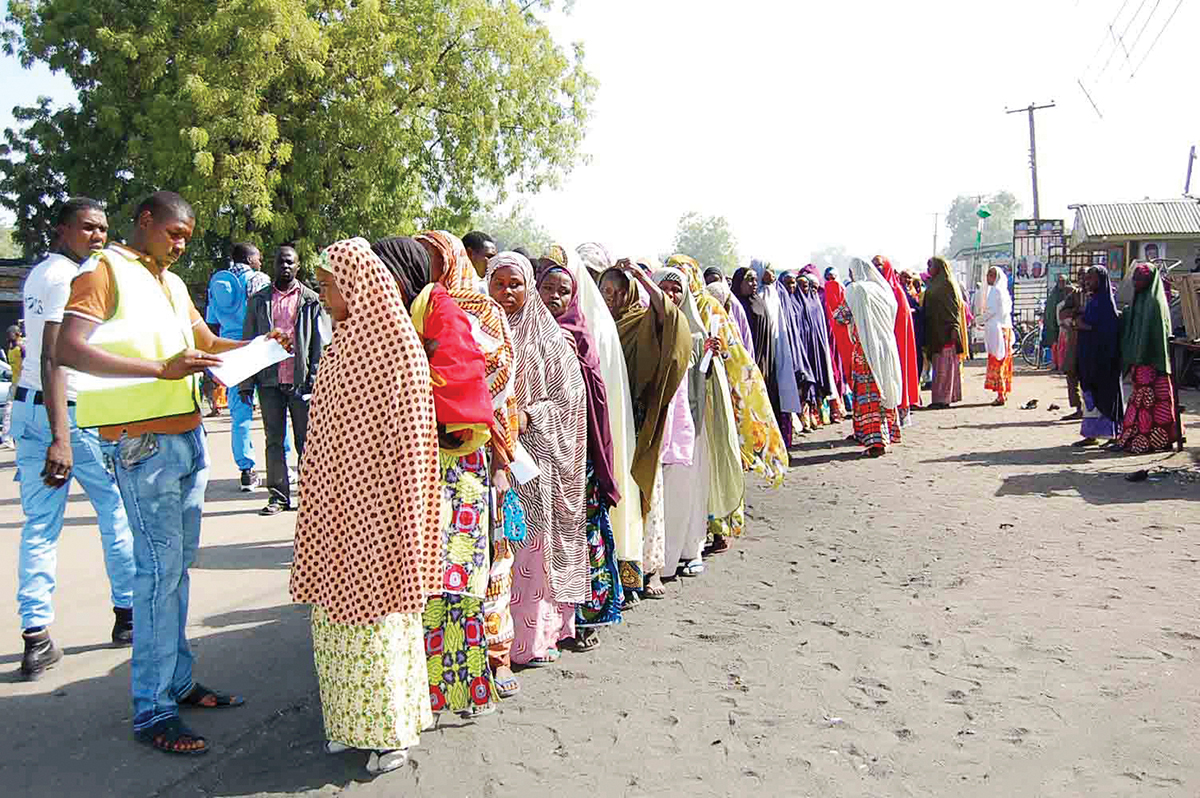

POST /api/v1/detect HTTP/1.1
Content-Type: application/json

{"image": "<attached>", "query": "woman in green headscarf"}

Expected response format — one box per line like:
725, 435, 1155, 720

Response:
598, 260, 691, 598
1116, 263, 1179, 453
923, 257, 963, 408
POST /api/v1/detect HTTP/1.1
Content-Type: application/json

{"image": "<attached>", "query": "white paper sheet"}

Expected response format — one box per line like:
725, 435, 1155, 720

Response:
698, 317, 721, 374
208, 336, 290, 388
508, 441, 542, 485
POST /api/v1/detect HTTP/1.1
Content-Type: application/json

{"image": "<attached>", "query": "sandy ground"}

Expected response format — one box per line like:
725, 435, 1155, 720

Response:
1, 363, 1199, 798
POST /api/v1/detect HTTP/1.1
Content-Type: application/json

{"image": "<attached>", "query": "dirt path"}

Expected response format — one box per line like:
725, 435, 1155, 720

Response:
2, 364, 1198, 797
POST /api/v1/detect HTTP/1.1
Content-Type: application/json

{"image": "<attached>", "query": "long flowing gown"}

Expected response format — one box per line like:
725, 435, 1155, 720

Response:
1117, 266, 1178, 452
835, 302, 900, 450
296, 238, 440, 751
485, 253, 588, 664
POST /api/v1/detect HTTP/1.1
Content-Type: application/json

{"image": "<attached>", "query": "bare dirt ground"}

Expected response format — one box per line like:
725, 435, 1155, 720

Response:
1, 363, 1198, 798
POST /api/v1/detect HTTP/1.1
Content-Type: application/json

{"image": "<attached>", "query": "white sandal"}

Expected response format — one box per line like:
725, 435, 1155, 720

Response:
325, 741, 352, 755
367, 748, 409, 775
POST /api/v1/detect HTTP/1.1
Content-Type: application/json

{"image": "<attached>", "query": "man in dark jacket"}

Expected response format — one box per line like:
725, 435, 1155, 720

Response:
240, 245, 326, 515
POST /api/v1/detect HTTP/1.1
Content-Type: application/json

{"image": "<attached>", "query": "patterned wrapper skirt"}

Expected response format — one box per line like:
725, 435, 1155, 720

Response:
509, 532, 576, 664
1118, 366, 1178, 453
850, 341, 900, 450
985, 329, 1014, 397
423, 448, 495, 713
575, 462, 624, 627
930, 345, 962, 405
311, 606, 433, 750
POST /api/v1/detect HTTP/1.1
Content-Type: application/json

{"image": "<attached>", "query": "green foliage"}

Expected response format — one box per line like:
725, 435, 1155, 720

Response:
471, 200, 554, 254
0, 221, 20, 258
943, 191, 1023, 256
0, 0, 595, 278
671, 212, 739, 272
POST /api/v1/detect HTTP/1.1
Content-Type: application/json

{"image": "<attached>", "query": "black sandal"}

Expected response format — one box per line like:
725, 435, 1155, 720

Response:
179, 682, 245, 709
135, 716, 209, 756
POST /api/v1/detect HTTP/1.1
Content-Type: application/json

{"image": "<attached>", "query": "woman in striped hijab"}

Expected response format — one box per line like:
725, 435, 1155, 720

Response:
486, 252, 588, 665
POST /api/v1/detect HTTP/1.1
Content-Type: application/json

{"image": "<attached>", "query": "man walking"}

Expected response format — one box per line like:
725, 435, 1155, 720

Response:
205, 243, 271, 492
57, 191, 289, 756
240, 245, 325, 515
15, 197, 136, 681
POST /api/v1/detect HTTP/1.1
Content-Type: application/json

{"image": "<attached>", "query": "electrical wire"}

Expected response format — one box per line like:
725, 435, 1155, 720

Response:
1130, 0, 1186, 76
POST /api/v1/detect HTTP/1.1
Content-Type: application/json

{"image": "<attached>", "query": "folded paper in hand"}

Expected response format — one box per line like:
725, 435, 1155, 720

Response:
508, 442, 542, 485
208, 336, 290, 388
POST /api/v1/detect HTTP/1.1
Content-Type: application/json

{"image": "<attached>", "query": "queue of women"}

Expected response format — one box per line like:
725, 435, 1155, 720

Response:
286, 233, 1178, 776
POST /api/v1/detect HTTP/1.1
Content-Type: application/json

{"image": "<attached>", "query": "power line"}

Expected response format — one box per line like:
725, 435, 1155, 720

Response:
1125, 0, 1165, 56
1081, 0, 1132, 74
1095, 0, 1149, 78
1131, 0, 1186, 76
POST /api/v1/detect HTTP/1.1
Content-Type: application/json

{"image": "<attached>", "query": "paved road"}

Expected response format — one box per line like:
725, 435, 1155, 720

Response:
2, 367, 1198, 797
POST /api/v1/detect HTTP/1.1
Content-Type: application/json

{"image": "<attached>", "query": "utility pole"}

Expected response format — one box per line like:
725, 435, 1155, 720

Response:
1186, 145, 1196, 196
1006, 102, 1056, 220
931, 212, 939, 259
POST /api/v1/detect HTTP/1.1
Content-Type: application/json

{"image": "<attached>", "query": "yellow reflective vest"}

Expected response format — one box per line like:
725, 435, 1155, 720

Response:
74, 246, 201, 429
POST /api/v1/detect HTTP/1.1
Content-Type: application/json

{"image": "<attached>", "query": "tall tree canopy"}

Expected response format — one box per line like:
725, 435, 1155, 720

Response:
943, 191, 1023, 256
0, 0, 595, 268
671, 211, 739, 273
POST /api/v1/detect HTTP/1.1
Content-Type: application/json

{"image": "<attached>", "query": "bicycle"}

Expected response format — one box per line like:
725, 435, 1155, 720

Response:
1015, 315, 1047, 368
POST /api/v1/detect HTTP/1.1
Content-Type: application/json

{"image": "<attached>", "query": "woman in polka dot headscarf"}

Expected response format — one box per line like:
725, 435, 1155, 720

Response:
292, 237, 441, 774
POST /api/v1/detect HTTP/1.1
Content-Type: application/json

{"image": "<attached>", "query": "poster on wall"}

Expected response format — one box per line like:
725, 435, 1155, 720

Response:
1107, 247, 1125, 281
1139, 242, 1167, 262
1011, 219, 1066, 282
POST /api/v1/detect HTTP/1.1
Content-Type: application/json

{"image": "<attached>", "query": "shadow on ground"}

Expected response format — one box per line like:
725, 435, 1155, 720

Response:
0, 602, 365, 798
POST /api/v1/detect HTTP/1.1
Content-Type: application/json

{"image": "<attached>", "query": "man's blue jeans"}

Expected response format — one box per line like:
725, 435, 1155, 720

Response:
106, 427, 209, 731
229, 388, 290, 473
14, 397, 135, 629
227, 388, 255, 472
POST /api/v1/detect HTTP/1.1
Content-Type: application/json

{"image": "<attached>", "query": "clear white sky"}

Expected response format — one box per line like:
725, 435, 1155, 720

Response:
3, 0, 1197, 270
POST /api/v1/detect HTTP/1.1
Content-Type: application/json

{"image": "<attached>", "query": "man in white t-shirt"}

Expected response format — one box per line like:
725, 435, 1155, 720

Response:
14, 197, 136, 681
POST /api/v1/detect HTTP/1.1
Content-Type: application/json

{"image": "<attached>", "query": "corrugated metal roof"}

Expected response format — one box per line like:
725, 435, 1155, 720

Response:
1072, 199, 1200, 240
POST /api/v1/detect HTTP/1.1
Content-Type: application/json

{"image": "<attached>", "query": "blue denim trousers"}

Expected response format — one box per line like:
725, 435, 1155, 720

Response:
106, 427, 209, 731
227, 388, 255, 472
14, 397, 135, 629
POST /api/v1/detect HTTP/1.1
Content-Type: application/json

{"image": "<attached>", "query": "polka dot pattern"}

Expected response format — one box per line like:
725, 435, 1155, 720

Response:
291, 238, 441, 625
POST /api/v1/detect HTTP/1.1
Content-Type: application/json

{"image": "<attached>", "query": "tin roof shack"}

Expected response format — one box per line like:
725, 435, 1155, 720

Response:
0, 258, 32, 333
1069, 198, 1200, 280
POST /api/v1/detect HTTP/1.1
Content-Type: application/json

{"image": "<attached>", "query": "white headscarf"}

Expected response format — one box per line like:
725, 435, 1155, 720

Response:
982, 266, 1013, 358
844, 257, 903, 409
570, 242, 643, 565
653, 266, 705, 336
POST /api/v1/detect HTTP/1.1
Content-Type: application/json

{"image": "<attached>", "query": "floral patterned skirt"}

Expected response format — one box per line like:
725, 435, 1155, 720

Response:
311, 606, 433, 750
709, 501, 745, 540
422, 595, 494, 713
437, 448, 490, 597
1118, 366, 1178, 453
575, 462, 624, 628
424, 448, 495, 710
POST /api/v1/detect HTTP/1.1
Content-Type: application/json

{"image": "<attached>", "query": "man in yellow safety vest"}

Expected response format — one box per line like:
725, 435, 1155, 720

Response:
57, 191, 289, 757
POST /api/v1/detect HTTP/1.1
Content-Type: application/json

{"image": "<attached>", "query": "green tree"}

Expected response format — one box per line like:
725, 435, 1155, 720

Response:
943, 191, 1023, 256
671, 212, 739, 272
0, 221, 20, 258
1, 0, 595, 277
471, 200, 554, 254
